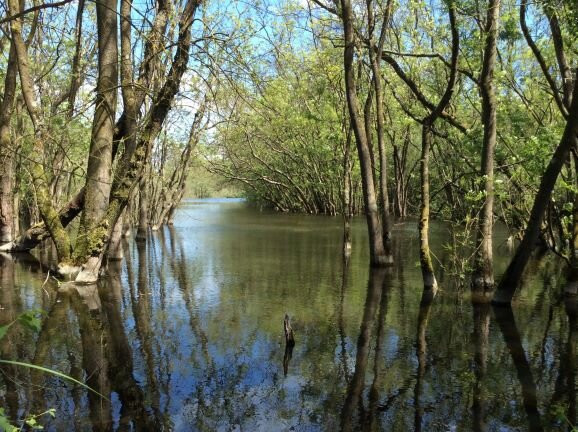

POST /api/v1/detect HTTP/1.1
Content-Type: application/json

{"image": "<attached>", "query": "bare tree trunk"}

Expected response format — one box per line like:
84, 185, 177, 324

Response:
74, 0, 118, 283
340, 0, 387, 266
473, 0, 501, 291
393, 128, 410, 218
0, 43, 18, 243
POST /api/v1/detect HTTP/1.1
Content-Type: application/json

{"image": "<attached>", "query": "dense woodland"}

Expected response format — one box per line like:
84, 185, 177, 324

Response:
0, 0, 576, 304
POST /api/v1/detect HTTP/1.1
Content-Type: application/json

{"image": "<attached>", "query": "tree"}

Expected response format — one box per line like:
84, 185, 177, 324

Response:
472, 0, 501, 292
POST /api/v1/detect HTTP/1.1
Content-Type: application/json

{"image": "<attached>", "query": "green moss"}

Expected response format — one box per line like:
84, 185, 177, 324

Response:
73, 220, 109, 264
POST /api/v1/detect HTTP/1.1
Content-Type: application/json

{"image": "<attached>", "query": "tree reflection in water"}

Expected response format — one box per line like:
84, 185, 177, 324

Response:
0, 201, 576, 430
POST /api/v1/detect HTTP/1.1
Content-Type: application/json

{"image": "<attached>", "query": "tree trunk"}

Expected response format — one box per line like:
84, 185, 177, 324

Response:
419, 122, 438, 291
74, 0, 118, 283
136, 180, 149, 241
473, 0, 501, 291
73, 0, 200, 281
107, 212, 124, 261
417, 3, 458, 293
8, 0, 72, 264
0, 188, 85, 252
343, 126, 353, 258
493, 77, 578, 304
0, 43, 18, 243
368, 0, 394, 262
340, 0, 387, 266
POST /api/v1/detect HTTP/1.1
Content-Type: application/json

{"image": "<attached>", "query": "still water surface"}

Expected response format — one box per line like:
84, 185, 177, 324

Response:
0, 198, 576, 431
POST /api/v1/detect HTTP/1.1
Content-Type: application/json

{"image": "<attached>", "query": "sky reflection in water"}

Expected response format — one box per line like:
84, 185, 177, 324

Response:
0, 198, 575, 431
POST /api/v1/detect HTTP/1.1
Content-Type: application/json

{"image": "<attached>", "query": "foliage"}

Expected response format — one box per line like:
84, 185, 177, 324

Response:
0, 310, 106, 430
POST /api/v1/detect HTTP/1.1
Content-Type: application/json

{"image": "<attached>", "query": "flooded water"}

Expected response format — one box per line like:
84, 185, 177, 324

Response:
0, 198, 576, 431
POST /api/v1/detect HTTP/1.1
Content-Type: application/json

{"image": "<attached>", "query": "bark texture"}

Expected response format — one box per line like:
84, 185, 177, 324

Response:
0, 43, 18, 243
340, 0, 387, 266
473, 0, 501, 290
74, 0, 119, 283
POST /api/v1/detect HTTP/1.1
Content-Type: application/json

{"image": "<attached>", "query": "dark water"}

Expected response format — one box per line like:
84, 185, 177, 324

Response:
0, 199, 576, 431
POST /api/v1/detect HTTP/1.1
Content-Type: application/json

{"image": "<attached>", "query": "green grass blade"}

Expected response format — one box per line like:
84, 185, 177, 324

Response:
0, 360, 110, 401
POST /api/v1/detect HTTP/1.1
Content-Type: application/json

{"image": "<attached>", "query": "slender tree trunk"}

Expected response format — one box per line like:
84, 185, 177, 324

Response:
417, 3, 459, 293
494, 78, 578, 304
473, 0, 501, 291
343, 127, 353, 258
368, 0, 394, 262
74, 0, 118, 283
136, 179, 149, 241
340, 0, 387, 266
0, 43, 18, 243
571, 153, 578, 270
419, 122, 438, 291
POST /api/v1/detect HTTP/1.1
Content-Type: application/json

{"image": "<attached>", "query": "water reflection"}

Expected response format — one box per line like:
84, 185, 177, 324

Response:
472, 302, 490, 432
0, 254, 20, 421
104, 262, 160, 430
413, 289, 434, 432
493, 306, 543, 432
340, 268, 387, 432
0, 199, 575, 430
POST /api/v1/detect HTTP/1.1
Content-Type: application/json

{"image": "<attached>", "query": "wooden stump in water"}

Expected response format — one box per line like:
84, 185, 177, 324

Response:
283, 314, 295, 376
283, 343, 293, 376
284, 314, 295, 347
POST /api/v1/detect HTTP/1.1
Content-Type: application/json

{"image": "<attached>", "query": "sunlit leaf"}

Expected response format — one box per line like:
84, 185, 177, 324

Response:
0, 360, 110, 401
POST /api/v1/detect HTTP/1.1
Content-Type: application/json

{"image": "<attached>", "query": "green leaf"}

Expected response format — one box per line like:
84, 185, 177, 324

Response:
0, 323, 12, 340
17, 310, 43, 333
0, 360, 110, 401
0, 408, 18, 432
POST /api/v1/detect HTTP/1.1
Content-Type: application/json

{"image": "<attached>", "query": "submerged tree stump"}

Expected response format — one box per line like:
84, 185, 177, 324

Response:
283, 314, 295, 376
284, 314, 295, 347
